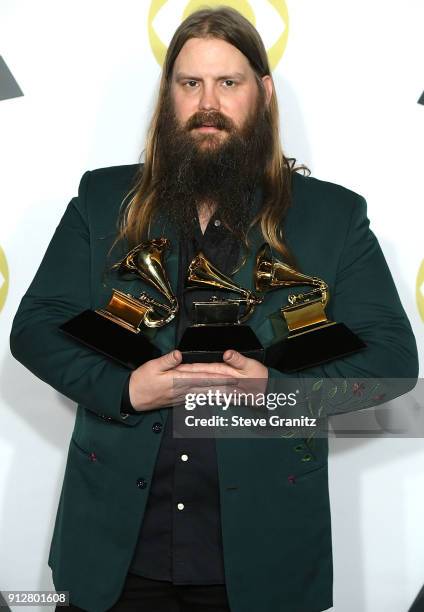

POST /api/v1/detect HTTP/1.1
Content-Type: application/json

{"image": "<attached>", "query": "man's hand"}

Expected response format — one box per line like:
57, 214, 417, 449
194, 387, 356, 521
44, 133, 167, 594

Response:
223, 350, 269, 380
175, 350, 268, 379
129, 350, 245, 412
175, 350, 269, 398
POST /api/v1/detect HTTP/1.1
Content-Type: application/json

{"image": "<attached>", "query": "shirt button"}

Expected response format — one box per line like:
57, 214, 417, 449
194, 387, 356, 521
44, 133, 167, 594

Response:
152, 422, 162, 433
214, 219, 221, 227
181, 454, 189, 462
177, 502, 185, 511
136, 478, 147, 489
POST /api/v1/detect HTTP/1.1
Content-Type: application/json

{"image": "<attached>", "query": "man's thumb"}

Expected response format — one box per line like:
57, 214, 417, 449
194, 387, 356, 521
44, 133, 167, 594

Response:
223, 349, 244, 368
157, 349, 182, 371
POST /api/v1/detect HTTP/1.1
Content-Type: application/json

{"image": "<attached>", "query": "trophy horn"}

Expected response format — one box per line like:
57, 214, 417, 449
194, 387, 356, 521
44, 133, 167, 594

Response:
116, 238, 178, 328
187, 252, 262, 323
255, 243, 329, 308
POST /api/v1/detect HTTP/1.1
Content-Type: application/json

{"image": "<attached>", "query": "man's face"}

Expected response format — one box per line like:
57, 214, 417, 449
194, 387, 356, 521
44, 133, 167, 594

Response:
170, 37, 272, 149
156, 37, 274, 238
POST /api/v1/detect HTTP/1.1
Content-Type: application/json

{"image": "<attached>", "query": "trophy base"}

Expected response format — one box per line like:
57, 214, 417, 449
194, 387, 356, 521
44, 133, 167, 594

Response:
59, 309, 161, 370
265, 322, 366, 373
178, 324, 264, 363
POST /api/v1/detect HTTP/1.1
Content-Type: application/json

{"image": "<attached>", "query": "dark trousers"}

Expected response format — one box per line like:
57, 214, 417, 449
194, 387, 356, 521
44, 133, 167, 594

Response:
60, 573, 232, 612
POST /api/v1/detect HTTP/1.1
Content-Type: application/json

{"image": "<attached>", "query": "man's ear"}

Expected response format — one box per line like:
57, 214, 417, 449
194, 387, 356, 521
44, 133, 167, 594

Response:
261, 75, 273, 106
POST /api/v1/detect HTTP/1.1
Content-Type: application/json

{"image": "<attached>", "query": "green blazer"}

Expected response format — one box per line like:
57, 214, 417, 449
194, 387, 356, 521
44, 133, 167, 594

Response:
10, 164, 418, 612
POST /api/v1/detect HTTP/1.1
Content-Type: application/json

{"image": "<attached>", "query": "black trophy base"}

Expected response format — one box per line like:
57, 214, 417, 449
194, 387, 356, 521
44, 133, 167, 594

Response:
265, 322, 366, 373
178, 324, 264, 363
59, 310, 161, 370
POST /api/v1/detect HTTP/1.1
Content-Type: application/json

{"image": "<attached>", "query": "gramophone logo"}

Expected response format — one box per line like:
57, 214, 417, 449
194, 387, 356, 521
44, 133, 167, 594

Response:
417, 260, 424, 323
0, 245, 9, 313
148, 0, 289, 70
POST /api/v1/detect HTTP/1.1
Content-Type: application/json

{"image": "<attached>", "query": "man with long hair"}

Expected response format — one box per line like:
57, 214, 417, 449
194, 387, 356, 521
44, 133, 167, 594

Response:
10, 7, 417, 612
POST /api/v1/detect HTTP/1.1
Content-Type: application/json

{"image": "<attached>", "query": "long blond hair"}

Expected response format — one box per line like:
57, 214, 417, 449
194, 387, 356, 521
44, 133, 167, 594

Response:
115, 7, 307, 263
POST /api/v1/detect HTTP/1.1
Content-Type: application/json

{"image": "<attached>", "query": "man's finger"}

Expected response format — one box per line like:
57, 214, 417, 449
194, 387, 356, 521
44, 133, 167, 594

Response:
173, 382, 238, 402
170, 377, 238, 405
156, 350, 182, 372
223, 349, 247, 370
172, 371, 237, 381
175, 361, 239, 376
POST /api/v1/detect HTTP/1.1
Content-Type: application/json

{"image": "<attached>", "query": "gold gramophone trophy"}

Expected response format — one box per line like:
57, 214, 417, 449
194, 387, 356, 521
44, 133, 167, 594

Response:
255, 243, 366, 372
60, 238, 178, 369
177, 252, 265, 362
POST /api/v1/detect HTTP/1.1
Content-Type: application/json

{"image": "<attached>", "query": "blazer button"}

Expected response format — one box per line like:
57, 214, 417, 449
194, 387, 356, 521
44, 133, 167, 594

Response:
152, 422, 162, 433
98, 413, 112, 422
136, 478, 147, 489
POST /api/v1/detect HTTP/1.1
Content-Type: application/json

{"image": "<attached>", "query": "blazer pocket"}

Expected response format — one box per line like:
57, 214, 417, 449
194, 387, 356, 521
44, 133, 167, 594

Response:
70, 435, 99, 463
285, 462, 327, 486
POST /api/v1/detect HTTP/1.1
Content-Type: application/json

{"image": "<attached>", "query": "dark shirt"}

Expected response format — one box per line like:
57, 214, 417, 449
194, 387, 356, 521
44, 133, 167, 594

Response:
122, 211, 242, 585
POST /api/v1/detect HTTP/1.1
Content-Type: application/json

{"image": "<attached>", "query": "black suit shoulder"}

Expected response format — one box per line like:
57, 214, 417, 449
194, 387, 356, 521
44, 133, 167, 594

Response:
291, 170, 367, 219
89, 163, 141, 184
289, 171, 370, 250
75, 163, 142, 238
87, 163, 142, 207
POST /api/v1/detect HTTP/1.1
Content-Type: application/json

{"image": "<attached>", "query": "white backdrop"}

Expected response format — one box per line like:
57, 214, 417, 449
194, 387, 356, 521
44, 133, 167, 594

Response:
1, 1, 423, 611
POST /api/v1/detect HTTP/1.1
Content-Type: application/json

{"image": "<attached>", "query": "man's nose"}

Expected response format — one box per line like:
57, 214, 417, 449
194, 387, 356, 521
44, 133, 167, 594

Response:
198, 83, 220, 111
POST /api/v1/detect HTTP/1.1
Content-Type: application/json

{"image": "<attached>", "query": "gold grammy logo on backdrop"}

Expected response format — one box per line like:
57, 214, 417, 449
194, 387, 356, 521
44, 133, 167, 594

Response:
148, 0, 289, 70
0, 245, 9, 313
417, 260, 424, 323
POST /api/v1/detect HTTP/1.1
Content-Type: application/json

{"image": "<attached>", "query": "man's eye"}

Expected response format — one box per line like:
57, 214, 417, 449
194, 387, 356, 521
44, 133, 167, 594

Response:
223, 80, 235, 87
185, 80, 198, 88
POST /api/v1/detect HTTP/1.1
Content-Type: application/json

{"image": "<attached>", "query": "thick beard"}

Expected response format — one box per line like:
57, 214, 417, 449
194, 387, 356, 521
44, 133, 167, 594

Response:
154, 89, 272, 240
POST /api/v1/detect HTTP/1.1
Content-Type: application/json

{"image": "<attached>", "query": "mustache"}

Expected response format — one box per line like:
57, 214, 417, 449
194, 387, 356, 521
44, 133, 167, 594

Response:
185, 111, 235, 132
